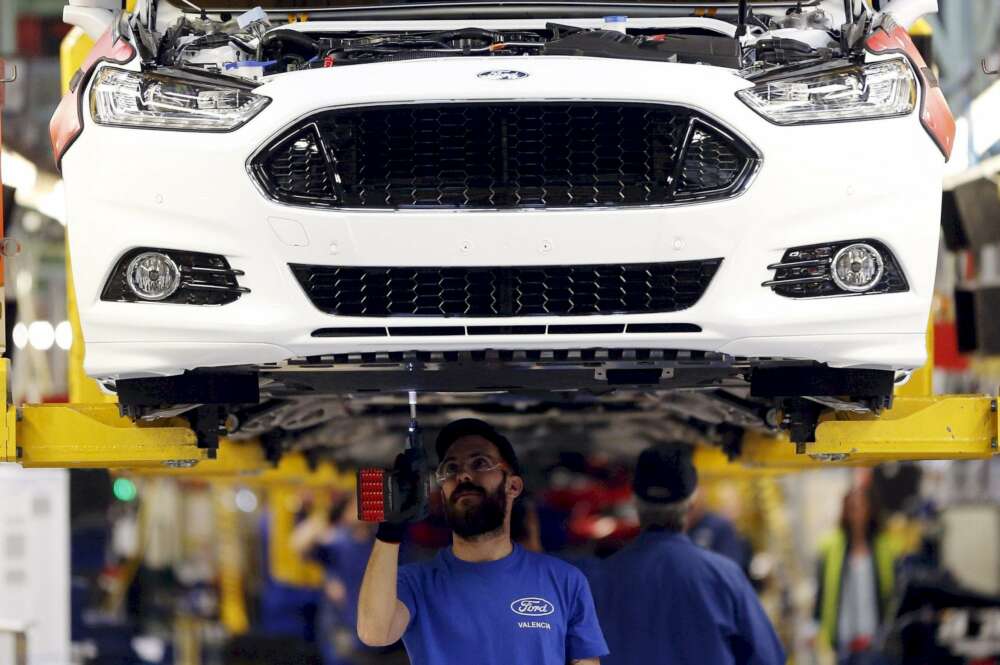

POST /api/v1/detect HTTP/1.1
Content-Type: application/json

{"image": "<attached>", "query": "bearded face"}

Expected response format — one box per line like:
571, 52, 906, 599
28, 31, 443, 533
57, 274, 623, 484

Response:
443, 473, 508, 539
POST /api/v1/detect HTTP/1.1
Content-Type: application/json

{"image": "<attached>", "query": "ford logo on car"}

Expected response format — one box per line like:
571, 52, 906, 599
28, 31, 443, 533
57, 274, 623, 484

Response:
478, 70, 529, 80
510, 597, 555, 616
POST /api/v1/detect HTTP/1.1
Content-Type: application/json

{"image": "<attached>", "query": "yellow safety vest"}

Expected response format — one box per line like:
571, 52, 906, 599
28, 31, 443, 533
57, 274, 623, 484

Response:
818, 529, 898, 649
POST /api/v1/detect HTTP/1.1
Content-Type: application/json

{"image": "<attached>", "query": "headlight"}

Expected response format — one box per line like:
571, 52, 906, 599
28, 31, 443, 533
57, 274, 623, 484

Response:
737, 59, 916, 125
90, 68, 270, 131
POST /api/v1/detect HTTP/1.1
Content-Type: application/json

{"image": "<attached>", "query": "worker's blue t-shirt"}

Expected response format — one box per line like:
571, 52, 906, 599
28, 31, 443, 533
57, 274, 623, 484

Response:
397, 544, 608, 665
584, 530, 785, 665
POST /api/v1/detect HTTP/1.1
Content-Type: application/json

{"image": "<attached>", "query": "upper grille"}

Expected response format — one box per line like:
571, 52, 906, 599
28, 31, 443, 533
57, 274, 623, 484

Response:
290, 259, 722, 318
251, 103, 757, 210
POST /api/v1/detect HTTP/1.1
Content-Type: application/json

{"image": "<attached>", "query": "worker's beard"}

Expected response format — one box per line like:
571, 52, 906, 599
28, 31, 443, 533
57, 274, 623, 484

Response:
444, 475, 508, 540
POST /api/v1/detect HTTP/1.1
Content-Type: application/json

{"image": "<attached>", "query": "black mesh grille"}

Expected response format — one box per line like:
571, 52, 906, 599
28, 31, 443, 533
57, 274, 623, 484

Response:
290, 260, 722, 317
252, 103, 757, 209
679, 125, 747, 192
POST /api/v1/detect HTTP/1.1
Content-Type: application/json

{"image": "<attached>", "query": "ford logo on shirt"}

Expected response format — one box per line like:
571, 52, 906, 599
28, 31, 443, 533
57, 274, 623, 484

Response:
510, 597, 555, 616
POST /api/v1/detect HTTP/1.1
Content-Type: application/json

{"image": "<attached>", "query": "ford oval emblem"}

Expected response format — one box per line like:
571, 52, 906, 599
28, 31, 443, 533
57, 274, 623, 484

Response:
478, 70, 529, 81
510, 597, 555, 616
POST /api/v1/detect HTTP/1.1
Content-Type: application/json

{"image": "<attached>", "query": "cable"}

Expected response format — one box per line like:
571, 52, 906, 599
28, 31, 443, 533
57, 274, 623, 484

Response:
228, 36, 256, 54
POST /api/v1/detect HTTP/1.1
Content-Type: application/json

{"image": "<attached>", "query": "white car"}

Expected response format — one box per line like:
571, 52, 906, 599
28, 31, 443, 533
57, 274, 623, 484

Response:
51, 0, 954, 447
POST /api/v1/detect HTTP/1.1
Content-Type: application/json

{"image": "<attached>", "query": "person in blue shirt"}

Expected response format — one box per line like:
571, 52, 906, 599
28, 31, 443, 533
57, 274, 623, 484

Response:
585, 445, 785, 665
688, 492, 753, 576
293, 493, 399, 665
357, 417, 609, 665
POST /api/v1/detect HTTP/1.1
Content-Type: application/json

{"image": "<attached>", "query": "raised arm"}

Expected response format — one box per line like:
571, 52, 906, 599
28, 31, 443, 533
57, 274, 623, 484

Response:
356, 539, 411, 647
289, 508, 329, 558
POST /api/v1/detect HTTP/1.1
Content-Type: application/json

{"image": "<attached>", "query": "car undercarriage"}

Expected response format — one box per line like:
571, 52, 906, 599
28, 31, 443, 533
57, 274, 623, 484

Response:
112, 352, 899, 461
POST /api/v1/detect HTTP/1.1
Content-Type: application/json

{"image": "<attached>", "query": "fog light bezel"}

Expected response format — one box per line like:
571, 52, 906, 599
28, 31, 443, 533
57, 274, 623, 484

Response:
125, 251, 182, 302
762, 239, 908, 299
830, 243, 885, 294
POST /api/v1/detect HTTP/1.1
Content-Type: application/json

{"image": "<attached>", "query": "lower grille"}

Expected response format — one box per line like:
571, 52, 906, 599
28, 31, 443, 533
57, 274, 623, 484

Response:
251, 103, 758, 210
291, 260, 722, 318
311, 323, 701, 337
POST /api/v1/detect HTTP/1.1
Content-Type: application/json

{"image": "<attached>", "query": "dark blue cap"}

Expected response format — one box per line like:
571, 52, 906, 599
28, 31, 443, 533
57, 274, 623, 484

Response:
435, 418, 522, 476
633, 445, 698, 503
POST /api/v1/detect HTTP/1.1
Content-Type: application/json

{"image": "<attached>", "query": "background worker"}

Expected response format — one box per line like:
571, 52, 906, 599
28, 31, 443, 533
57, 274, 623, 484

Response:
357, 418, 608, 665
815, 486, 901, 665
687, 489, 753, 576
585, 445, 785, 665
293, 493, 397, 665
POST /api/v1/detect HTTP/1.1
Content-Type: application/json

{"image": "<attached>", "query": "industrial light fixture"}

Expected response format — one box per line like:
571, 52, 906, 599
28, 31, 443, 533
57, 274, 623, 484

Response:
55, 321, 73, 351
27, 321, 56, 351
113, 477, 138, 502
12, 323, 27, 350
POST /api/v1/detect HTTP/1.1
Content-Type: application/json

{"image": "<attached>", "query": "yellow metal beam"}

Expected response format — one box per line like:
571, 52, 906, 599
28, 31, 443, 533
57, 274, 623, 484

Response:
214, 485, 250, 635
808, 394, 997, 462
0, 351, 203, 468
258, 453, 354, 489
735, 394, 998, 469
60, 27, 93, 95
130, 438, 271, 477
129, 444, 358, 488
694, 446, 789, 478
5, 397, 998, 471
910, 18, 934, 37
11, 403, 204, 468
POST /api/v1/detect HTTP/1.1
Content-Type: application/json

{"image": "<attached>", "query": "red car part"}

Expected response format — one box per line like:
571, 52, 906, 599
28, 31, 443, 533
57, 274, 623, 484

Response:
49, 23, 135, 171
866, 19, 956, 160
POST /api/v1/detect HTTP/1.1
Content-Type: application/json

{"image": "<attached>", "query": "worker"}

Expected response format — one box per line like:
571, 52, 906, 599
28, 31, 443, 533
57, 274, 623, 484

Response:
815, 486, 901, 664
357, 417, 608, 665
293, 493, 395, 665
687, 489, 753, 575
585, 445, 785, 665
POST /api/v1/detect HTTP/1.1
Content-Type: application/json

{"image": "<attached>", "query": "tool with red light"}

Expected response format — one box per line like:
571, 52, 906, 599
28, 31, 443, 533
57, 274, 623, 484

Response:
357, 391, 430, 526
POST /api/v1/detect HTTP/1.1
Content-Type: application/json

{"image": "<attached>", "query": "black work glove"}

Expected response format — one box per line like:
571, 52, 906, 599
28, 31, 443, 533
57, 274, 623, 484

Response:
367, 446, 430, 543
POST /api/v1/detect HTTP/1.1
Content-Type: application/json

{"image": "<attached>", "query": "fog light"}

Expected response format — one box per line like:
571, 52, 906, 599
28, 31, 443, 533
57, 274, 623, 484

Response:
126, 252, 181, 301
104, 248, 248, 305
831, 243, 884, 293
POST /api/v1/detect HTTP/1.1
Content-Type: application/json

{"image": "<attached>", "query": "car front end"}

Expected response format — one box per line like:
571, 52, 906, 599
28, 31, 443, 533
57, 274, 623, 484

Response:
52, 0, 955, 441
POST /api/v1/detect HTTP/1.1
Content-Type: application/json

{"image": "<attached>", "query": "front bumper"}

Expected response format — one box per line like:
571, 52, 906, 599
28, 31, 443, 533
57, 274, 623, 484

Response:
62, 55, 944, 379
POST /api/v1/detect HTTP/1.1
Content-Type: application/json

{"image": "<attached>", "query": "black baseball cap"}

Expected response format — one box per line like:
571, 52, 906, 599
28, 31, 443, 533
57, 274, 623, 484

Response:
633, 445, 698, 504
435, 418, 522, 476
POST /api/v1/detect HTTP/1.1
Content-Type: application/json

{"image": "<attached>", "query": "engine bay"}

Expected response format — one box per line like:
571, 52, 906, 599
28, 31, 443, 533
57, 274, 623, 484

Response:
148, 3, 849, 82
